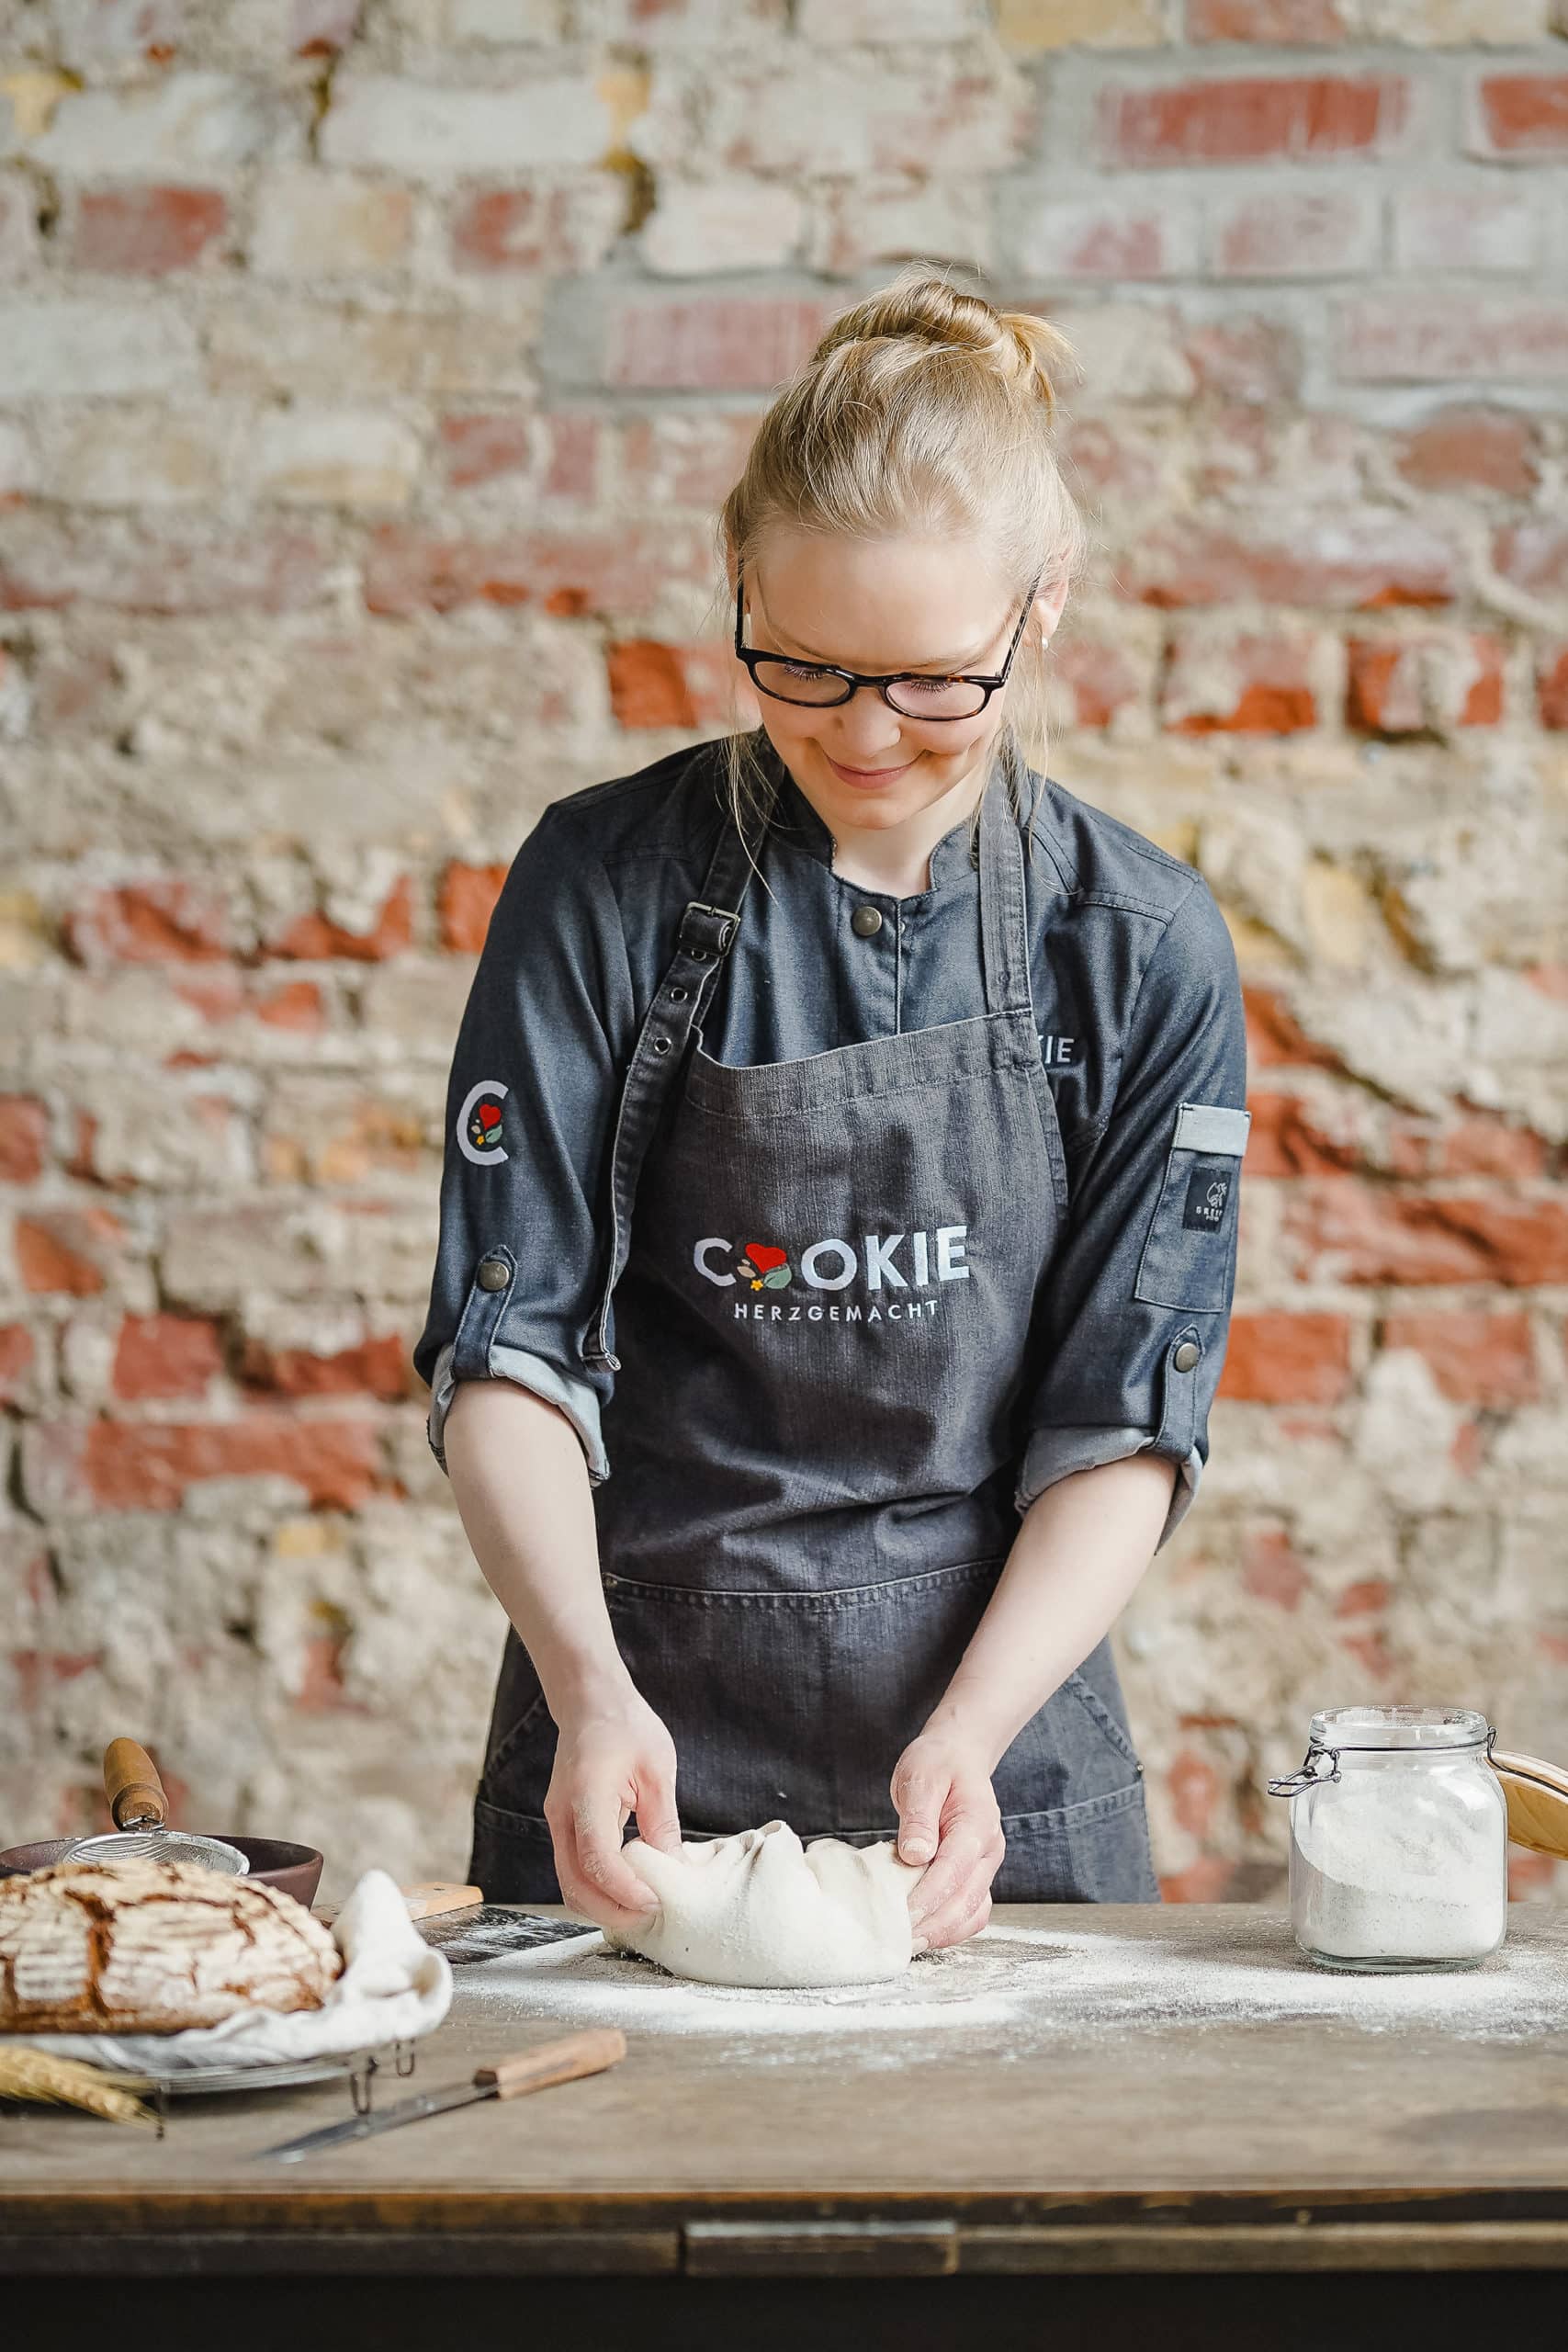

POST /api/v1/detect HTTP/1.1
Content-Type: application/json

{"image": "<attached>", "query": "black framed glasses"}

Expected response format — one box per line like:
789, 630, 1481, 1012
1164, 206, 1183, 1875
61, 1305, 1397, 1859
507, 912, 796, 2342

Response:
733, 561, 1044, 722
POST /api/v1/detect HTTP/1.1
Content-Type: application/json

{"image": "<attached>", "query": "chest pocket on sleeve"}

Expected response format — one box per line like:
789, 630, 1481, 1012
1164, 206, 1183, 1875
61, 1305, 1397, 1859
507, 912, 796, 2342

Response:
1134, 1102, 1250, 1313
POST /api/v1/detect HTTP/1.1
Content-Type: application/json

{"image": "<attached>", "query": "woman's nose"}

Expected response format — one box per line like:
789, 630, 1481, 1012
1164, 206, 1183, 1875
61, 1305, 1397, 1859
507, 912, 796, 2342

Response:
826, 685, 908, 757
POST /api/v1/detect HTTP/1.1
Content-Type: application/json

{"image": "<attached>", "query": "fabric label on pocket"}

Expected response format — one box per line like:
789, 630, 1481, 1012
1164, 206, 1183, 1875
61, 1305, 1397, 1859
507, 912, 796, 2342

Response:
1181, 1164, 1234, 1233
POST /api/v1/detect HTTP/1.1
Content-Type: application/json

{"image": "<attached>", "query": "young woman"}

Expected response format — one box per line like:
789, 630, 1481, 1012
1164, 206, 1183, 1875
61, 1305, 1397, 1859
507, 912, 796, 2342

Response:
414, 267, 1249, 1956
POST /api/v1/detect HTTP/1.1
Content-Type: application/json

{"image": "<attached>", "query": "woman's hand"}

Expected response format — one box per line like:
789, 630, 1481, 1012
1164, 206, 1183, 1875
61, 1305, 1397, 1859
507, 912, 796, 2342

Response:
889, 1729, 1006, 1953
544, 1690, 682, 1932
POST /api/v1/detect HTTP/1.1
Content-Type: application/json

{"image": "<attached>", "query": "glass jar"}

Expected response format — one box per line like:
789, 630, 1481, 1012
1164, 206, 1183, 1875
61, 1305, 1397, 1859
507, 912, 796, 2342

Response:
1266, 1705, 1508, 1972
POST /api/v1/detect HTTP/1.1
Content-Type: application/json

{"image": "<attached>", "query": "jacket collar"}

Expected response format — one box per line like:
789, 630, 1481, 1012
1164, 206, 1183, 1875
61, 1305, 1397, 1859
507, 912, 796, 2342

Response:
751, 732, 1004, 893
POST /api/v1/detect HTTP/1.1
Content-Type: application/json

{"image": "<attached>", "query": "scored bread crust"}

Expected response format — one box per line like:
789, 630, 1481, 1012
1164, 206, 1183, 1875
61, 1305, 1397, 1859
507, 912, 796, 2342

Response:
0, 1857, 342, 2033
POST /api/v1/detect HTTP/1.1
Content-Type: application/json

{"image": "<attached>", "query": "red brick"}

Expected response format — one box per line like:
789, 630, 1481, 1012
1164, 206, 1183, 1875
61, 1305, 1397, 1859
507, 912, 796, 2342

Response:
239, 1333, 412, 1400
1439, 1114, 1549, 1182
63, 1416, 383, 1512
1495, 522, 1568, 599
439, 414, 532, 491
1189, 0, 1348, 32
1162, 628, 1319, 734
1394, 408, 1537, 496
1212, 187, 1372, 278
605, 639, 738, 731
112, 1314, 225, 1403
10, 1650, 101, 1712
296, 1626, 366, 1712
1126, 519, 1454, 611
65, 880, 229, 967
1245, 1093, 1358, 1177
1335, 1578, 1392, 1619
605, 293, 836, 393
16, 1209, 126, 1296
266, 876, 412, 964
0, 1095, 49, 1184
0, 518, 329, 616
1339, 299, 1568, 385
0, 1323, 35, 1403
1051, 635, 1145, 729
1158, 1856, 1237, 1903
617, 413, 765, 508
1476, 76, 1568, 157
1539, 647, 1568, 731
1102, 75, 1406, 168
1168, 1747, 1223, 1838
293, 0, 362, 55
1290, 1181, 1568, 1287
1242, 1527, 1309, 1612
450, 186, 612, 276
1182, 316, 1301, 402
255, 979, 326, 1032
1243, 986, 1344, 1071
1379, 1310, 1538, 1407
363, 524, 698, 620
1219, 1311, 1354, 1404
73, 186, 227, 276
1345, 635, 1505, 735
436, 862, 507, 955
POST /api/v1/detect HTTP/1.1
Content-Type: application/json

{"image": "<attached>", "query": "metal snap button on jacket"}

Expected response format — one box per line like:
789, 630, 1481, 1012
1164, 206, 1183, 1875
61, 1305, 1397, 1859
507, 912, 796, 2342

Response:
476, 1256, 511, 1292
1173, 1340, 1201, 1372
850, 905, 883, 937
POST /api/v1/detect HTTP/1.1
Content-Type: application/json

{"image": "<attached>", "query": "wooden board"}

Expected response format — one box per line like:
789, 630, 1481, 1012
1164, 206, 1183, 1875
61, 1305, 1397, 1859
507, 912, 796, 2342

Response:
5, 1904, 1568, 2277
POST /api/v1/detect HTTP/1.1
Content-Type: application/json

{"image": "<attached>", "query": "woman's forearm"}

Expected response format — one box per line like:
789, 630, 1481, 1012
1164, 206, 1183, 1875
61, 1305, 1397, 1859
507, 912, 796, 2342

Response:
928, 1453, 1177, 1771
443, 1378, 632, 1722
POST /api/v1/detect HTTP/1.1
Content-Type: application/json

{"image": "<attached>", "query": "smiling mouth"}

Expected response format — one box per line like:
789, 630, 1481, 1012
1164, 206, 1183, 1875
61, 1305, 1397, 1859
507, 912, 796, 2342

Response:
826, 754, 914, 779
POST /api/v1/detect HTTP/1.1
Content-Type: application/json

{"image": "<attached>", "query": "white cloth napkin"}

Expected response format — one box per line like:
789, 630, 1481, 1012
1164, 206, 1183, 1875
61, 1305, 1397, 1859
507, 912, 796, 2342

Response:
5, 1868, 453, 2074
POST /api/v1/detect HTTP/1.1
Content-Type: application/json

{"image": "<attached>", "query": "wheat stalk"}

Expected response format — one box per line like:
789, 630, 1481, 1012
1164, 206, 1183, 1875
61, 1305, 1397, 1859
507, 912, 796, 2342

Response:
0, 2044, 156, 2126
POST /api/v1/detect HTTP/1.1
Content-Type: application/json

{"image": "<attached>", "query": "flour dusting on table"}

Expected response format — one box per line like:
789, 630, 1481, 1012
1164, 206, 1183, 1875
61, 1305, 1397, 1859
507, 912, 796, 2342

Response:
457, 1910, 1568, 2055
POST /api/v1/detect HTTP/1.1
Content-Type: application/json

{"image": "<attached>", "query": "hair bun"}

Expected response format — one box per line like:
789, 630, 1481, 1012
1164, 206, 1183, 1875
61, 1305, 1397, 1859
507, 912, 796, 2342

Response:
812, 264, 1077, 424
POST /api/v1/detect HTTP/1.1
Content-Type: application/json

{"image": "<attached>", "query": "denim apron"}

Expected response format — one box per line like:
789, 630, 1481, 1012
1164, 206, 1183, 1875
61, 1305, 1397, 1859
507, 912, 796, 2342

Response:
470, 742, 1161, 1906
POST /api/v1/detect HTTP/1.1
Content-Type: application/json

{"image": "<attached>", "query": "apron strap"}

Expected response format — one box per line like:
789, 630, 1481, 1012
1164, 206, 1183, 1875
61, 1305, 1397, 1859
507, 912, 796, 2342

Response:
978, 732, 1033, 1021
582, 756, 769, 1373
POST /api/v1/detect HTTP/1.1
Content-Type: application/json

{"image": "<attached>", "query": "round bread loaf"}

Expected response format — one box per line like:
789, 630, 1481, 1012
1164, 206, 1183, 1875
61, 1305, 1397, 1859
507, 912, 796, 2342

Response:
0, 1857, 341, 2033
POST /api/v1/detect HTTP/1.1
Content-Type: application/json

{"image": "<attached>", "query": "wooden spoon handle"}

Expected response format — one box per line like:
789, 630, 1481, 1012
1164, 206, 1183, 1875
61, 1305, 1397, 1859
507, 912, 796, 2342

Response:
476, 2030, 627, 2101
1492, 1749, 1568, 1860
103, 1739, 166, 1831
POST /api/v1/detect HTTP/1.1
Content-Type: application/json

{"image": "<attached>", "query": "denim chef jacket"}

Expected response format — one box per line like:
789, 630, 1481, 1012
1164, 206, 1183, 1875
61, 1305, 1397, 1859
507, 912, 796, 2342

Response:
413, 731, 1250, 1552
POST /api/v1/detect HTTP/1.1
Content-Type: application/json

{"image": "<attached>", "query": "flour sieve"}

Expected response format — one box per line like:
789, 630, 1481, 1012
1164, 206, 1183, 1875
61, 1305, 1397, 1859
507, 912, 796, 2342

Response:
62, 1739, 250, 1876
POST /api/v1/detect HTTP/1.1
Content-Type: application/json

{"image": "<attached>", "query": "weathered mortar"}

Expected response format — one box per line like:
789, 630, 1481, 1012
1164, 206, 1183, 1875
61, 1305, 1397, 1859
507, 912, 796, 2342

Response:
1, 0, 1564, 1904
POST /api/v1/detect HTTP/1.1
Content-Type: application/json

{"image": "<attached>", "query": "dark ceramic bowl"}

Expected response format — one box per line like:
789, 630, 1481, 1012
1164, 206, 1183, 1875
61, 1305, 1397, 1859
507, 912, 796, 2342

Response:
0, 1835, 324, 1908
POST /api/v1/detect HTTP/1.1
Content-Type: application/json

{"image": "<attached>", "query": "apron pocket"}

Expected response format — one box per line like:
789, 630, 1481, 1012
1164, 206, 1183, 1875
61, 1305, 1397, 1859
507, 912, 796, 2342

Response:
995, 1779, 1161, 1904
1133, 1102, 1249, 1313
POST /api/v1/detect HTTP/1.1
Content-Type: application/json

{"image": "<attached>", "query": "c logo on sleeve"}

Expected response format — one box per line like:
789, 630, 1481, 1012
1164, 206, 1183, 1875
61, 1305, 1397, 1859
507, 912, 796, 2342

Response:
457, 1079, 509, 1166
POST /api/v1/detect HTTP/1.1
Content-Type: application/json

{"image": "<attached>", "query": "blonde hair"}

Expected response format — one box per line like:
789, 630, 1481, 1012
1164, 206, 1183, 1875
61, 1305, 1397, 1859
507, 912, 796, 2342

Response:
710, 262, 1089, 875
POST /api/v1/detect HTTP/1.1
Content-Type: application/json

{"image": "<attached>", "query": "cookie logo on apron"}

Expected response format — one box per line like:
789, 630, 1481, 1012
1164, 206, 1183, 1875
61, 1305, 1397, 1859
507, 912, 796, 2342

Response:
457, 1078, 510, 1166
739, 1243, 792, 1292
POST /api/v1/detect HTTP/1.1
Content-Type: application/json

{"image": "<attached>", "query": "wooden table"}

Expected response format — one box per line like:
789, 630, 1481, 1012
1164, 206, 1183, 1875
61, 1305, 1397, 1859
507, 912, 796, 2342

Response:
6, 1903, 1568, 2351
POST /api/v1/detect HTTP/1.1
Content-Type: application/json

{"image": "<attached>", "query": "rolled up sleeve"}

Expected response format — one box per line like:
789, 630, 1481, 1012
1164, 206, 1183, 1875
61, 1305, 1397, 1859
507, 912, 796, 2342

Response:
412, 805, 635, 1482
1014, 878, 1249, 1549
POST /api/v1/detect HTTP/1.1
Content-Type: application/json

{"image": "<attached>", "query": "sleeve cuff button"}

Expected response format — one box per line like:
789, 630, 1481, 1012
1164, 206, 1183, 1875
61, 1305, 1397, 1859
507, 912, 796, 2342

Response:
476, 1256, 512, 1292
1173, 1340, 1201, 1373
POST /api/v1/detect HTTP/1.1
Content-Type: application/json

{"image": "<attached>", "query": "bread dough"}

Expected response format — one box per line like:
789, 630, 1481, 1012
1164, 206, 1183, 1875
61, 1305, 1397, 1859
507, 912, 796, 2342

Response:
604, 1820, 927, 1989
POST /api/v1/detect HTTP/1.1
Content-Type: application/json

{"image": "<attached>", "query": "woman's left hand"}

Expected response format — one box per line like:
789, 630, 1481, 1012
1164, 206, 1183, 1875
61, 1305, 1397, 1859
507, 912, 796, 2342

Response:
889, 1731, 1006, 1953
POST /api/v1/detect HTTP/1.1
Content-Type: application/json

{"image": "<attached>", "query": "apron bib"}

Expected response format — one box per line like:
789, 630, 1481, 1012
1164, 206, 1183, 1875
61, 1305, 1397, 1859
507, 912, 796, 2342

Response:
471, 742, 1161, 1906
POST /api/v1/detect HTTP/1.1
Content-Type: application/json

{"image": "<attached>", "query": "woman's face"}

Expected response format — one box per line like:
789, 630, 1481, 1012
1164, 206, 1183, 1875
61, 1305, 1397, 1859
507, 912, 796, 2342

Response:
739, 532, 1067, 840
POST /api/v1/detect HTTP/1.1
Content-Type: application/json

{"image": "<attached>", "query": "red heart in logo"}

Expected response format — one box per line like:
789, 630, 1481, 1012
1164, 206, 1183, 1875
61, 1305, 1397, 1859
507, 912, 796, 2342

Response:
477, 1102, 502, 1131
745, 1244, 788, 1273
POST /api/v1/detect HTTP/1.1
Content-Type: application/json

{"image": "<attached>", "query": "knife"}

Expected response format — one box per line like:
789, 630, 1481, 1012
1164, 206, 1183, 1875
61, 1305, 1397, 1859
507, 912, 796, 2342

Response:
256, 2029, 627, 2163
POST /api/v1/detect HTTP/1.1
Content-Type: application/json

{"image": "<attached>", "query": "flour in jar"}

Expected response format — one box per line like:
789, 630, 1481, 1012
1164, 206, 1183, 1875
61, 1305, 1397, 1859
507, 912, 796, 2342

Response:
1292, 1767, 1506, 1962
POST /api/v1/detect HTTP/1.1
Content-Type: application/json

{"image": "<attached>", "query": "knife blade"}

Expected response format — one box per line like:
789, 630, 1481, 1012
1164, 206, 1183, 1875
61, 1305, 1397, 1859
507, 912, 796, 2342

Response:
256, 2029, 627, 2163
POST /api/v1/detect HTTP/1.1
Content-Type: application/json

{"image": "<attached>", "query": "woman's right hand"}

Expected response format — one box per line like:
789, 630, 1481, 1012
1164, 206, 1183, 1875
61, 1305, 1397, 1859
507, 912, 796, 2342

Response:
543, 1690, 682, 1930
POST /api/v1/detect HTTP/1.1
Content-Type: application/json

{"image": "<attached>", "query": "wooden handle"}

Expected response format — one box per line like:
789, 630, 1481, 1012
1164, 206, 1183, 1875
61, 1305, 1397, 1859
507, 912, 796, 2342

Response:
104, 1739, 166, 1831
476, 2030, 627, 2101
1492, 1749, 1568, 1860
401, 1883, 483, 1921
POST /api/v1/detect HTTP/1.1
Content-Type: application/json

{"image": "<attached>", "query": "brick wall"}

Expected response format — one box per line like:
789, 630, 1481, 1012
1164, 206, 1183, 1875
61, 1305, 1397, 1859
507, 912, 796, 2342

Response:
2, 0, 1564, 1905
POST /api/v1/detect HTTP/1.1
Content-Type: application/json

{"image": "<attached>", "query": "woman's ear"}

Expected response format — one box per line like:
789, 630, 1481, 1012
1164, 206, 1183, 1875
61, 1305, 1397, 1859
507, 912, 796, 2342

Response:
1034, 572, 1070, 645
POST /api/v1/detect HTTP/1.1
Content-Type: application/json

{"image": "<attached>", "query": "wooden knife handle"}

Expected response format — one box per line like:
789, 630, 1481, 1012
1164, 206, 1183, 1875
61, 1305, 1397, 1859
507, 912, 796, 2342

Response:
104, 1739, 166, 1831
401, 1883, 483, 1921
476, 2030, 627, 2101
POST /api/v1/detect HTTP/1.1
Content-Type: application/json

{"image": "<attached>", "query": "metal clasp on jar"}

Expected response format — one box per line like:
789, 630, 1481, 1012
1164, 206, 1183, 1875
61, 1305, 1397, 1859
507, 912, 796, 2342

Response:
1266, 1744, 1343, 1797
